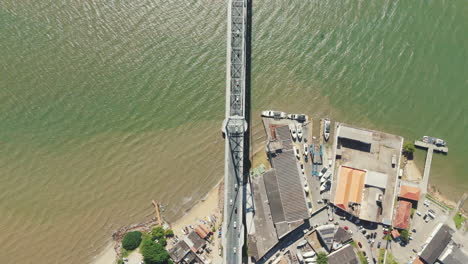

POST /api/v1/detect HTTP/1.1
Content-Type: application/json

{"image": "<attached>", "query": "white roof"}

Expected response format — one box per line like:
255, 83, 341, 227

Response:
364, 170, 388, 189
338, 125, 373, 144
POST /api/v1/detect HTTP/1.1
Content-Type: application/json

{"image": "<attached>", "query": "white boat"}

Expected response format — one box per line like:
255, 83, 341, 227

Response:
296, 124, 303, 142
273, 111, 287, 119
303, 144, 309, 157
320, 181, 330, 192
290, 124, 297, 141
261, 110, 274, 117
422, 136, 446, 147
320, 171, 331, 183
294, 147, 300, 160
304, 185, 310, 193
323, 118, 331, 141
319, 167, 328, 177
303, 251, 316, 258
297, 239, 308, 247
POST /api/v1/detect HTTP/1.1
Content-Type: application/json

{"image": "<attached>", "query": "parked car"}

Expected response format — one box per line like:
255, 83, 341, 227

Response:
344, 226, 349, 230
377, 242, 381, 248
416, 211, 422, 216
358, 242, 362, 248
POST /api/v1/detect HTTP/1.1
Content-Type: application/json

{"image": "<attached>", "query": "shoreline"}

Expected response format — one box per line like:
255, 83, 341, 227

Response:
92, 180, 223, 264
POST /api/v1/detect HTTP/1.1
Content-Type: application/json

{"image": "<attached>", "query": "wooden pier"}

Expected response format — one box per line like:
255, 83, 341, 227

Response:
414, 140, 448, 193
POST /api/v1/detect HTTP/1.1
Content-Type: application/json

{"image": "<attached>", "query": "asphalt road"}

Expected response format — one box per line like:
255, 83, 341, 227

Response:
224, 133, 244, 264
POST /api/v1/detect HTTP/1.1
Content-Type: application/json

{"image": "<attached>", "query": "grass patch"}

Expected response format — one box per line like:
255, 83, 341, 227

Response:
378, 249, 385, 264
252, 149, 271, 171
454, 211, 466, 230
350, 240, 357, 248
121, 248, 133, 258
356, 250, 368, 264
425, 194, 454, 211
386, 251, 400, 264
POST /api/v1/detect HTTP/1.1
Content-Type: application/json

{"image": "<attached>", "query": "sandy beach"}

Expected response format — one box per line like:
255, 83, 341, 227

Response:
405, 160, 422, 182
92, 181, 222, 264
93, 242, 117, 264
171, 181, 222, 237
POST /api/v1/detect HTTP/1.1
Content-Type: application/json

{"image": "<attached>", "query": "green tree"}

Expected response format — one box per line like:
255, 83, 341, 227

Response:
164, 229, 174, 237
151, 226, 166, 241
400, 229, 410, 243
403, 142, 416, 158
122, 231, 142, 250
140, 237, 171, 264
317, 252, 328, 264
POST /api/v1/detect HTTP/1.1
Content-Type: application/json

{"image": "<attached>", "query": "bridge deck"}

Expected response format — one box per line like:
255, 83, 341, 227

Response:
223, 0, 248, 263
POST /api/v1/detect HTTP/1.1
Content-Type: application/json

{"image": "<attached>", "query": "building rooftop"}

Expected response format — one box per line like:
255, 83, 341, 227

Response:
334, 227, 352, 244
365, 170, 388, 189
334, 166, 366, 211
316, 224, 335, 252
331, 123, 403, 224
265, 153, 308, 225
420, 225, 454, 264
328, 244, 359, 264
440, 247, 468, 264
185, 231, 206, 252
338, 125, 373, 145
168, 240, 191, 263
393, 200, 412, 230
399, 185, 421, 201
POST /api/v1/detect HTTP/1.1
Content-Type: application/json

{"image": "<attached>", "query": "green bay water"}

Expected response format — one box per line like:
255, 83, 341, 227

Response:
0, 0, 467, 262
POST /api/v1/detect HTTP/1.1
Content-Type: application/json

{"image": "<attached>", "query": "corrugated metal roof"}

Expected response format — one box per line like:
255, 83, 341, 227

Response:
420, 225, 453, 264
338, 125, 373, 145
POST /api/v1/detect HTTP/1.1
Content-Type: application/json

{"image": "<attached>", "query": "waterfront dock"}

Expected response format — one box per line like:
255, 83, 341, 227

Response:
414, 140, 448, 193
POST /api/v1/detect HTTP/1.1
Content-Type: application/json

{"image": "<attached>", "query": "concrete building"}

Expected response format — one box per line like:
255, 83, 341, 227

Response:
331, 123, 403, 224
393, 200, 412, 230
263, 125, 310, 238
168, 240, 205, 264
418, 224, 454, 264
399, 185, 421, 201
327, 244, 359, 264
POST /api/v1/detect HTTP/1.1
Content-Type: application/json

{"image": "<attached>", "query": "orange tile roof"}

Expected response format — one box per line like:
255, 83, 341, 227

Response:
391, 229, 400, 238
399, 185, 421, 201
199, 224, 211, 235
194, 226, 208, 239
393, 200, 412, 229
334, 166, 366, 210
412, 257, 425, 264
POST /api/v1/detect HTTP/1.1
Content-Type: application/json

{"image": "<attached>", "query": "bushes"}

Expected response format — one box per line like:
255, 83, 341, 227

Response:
454, 212, 466, 230
403, 142, 415, 158
122, 231, 142, 250
400, 229, 410, 243
165, 229, 174, 237
316, 252, 328, 264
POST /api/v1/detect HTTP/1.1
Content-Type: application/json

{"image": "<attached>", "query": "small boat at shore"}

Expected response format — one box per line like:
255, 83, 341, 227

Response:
323, 118, 331, 141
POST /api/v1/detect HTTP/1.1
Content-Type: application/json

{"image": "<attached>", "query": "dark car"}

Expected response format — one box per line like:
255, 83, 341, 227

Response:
374, 232, 377, 238
363, 251, 367, 256
358, 242, 363, 248
377, 242, 381, 248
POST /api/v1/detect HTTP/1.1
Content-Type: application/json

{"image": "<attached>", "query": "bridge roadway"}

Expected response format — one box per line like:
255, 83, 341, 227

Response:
222, 0, 248, 263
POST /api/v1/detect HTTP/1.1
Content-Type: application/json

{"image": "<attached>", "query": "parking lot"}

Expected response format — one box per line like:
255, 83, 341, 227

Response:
390, 195, 450, 263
